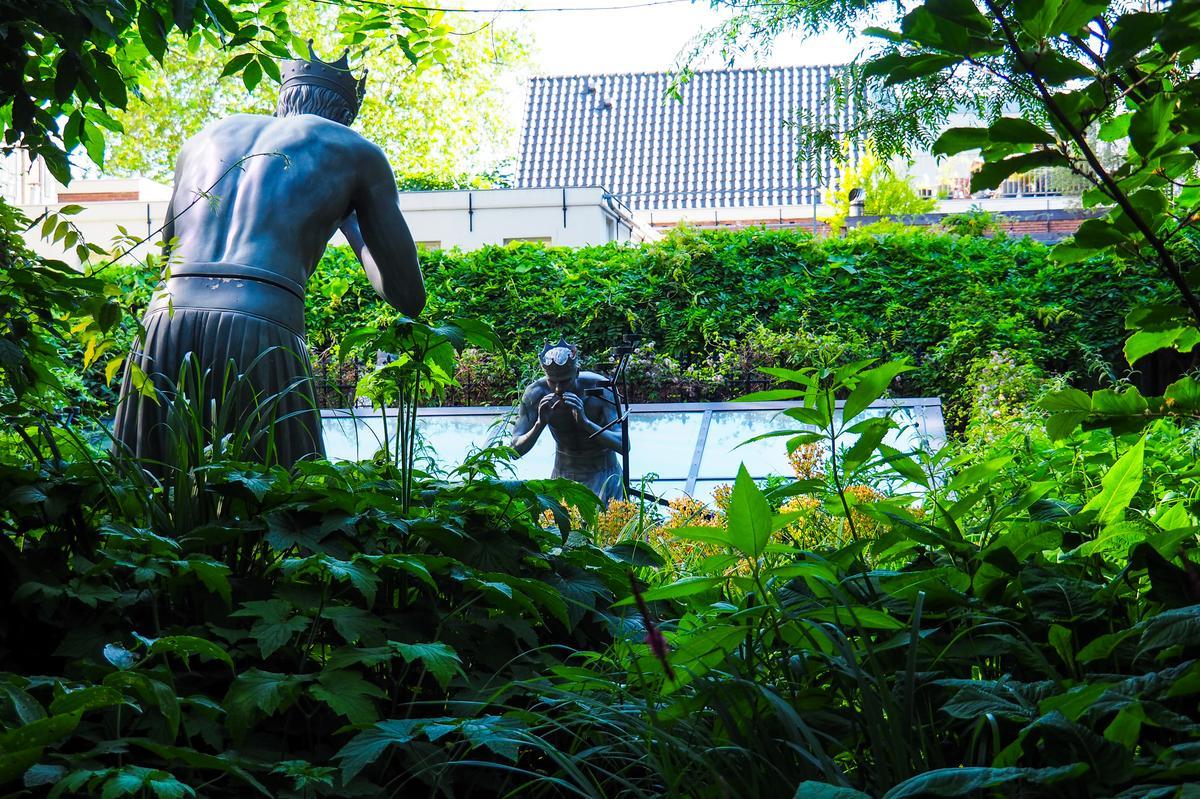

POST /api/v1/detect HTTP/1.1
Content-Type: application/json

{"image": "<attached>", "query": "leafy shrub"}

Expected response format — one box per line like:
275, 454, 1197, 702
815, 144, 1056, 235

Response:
299, 225, 1166, 425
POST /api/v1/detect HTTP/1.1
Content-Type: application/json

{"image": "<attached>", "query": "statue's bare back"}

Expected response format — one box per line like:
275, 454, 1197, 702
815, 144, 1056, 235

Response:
168, 113, 422, 309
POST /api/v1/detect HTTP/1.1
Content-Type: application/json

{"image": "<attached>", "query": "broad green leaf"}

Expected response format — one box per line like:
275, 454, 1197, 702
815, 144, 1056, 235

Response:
48, 686, 123, 716
727, 465, 772, 559
970, 151, 1067, 192
1103, 702, 1145, 749
223, 669, 304, 738
988, 117, 1055, 145
458, 715, 528, 762
335, 719, 427, 783
232, 599, 309, 659
605, 540, 666, 568
793, 783, 871, 798
128, 361, 159, 403
1081, 435, 1145, 527
149, 636, 234, 668
932, 126, 990, 156
946, 455, 1014, 491
841, 361, 912, 425
1125, 326, 1200, 365
883, 764, 1088, 798
391, 642, 464, 690
0, 714, 80, 782
806, 606, 904, 630
311, 669, 384, 724
182, 558, 231, 607
1138, 604, 1200, 653
612, 576, 724, 607
1129, 94, 1174, 156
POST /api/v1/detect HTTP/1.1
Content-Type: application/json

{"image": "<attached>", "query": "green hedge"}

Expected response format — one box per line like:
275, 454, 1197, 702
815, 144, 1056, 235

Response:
305, 224, 1166, 420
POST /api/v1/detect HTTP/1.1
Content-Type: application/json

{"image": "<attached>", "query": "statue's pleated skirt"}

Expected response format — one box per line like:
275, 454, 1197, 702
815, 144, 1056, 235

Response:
113, 292, 323, 472
553, 448, 624, 504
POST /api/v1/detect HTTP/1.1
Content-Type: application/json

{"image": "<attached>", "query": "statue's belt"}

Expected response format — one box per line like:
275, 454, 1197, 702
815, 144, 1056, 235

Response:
146, 262, 307, 336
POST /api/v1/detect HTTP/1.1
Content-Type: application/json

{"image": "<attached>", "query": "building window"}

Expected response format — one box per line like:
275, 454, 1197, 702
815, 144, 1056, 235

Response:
503, 236, 551, 244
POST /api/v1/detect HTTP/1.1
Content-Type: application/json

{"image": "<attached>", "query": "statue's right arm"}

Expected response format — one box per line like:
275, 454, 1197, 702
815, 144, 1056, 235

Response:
345, 143, 426, 317
510, 388, 546, 456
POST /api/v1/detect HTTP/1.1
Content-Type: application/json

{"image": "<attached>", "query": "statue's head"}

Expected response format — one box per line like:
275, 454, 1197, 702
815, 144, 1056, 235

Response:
277, 42, 367, 126
540, 339, 579, 394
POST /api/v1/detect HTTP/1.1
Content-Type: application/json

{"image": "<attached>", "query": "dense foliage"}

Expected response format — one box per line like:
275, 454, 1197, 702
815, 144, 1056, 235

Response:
6, 1, 1200, 796
103, 2, 526, 187
303, 225, 1168, 424
2, 351, 1199, 797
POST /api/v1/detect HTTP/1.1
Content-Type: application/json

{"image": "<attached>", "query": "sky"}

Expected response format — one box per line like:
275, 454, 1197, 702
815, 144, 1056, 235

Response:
484, 0, 867, 75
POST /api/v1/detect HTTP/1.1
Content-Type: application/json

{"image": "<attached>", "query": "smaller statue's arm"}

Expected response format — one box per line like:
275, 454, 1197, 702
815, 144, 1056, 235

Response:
586, 390, 625, 455
511, 389, 551, 456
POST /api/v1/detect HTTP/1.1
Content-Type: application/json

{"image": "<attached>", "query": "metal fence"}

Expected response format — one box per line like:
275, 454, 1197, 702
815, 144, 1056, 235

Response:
310, 354, 780, 409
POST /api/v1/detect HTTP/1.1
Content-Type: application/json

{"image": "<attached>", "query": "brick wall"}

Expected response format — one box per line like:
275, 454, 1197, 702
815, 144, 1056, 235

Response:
57, 191, 141, 202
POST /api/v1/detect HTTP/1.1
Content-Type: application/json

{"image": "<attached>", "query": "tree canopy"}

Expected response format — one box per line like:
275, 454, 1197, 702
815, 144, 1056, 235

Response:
104, 3, 530, 186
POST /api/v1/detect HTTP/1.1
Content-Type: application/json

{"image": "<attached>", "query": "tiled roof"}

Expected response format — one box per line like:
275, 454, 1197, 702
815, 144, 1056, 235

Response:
515, 65, 853, 211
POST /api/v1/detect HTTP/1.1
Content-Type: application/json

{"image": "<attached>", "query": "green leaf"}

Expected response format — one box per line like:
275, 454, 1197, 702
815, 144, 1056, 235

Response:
458, 715, 528, 762
806, 606, 905, 630
1125, 326, 1200, 365
605, 540, 666, 568
223, 669, 304, 738
336, 719, 427, 783
988, 117, 1055, 145
946, 455, 1014, 492
322, 605, 380, 645
0, 714, 80, 782
842, 361, 912, 424
232, 599, 309, 659
149, 635, 234, 668
883, 764, 1089, 798
127, 360, 159, 403
392, 642, 463, 690
219, 52, 254, 78
1138, 604, 1200, 653
793, 783, 872, 798
182, 558, 231, 607
48, 686, 123, 716
1129, 94, 1174, 157
970, 151, 1067, 192
612, 576, 724, 607
932, 127, 990, 156
727, 465, 772, 559
1081, 435, 1145, 527
1103, 702, 1145, 749
311, 669, 384, 724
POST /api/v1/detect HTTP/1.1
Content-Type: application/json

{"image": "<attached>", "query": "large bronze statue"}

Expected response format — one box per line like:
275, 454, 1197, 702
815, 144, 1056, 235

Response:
114, 47, 425, 469
510, 341, 626, 502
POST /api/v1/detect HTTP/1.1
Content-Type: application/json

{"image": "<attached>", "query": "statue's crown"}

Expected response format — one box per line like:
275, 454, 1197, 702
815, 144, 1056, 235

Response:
540, 338, 578, 371
281, 42, 367, 111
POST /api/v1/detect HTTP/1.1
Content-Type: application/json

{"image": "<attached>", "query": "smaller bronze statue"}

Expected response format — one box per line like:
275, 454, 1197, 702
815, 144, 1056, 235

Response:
511, 341, 626, 502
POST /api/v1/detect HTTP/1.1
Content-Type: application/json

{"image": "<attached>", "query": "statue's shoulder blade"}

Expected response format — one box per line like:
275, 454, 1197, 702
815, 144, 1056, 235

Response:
522, 378, 551, 403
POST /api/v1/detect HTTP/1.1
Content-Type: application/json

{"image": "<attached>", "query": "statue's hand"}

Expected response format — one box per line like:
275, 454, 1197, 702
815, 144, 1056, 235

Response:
537, 393, 559, 425
560, 392, 586, 426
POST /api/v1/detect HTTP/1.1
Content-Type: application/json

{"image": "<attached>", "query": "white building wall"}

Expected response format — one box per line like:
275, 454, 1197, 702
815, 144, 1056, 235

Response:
390, 186, 653, 250
17, 185, 655, 268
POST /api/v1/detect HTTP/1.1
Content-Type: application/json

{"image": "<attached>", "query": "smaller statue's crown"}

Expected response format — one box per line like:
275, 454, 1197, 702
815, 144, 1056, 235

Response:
280, 42, 367, 110
540, 338, 578, 370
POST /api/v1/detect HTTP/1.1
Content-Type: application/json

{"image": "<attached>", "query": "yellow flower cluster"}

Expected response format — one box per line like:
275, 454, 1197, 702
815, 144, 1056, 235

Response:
789, 443, 826, 480
778, 484, 885, 551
